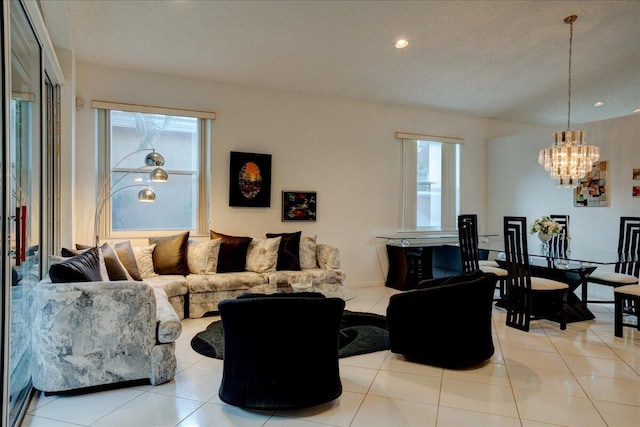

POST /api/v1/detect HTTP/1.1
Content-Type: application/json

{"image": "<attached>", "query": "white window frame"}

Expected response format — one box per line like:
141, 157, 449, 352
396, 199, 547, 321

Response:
93, 100, 214, 238
397, 132, 462, 232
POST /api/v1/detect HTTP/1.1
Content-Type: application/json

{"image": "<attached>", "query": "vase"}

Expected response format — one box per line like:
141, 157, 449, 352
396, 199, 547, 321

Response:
538, 232, 551, 256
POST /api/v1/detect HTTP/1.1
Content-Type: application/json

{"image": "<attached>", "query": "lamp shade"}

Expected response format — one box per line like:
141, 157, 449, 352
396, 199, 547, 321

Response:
138, 187, 156, 202
145, 151, 165, 167
150, 167, 169, 182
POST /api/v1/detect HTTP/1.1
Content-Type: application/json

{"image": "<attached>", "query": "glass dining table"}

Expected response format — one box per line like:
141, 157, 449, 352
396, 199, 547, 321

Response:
478, 240, 617, 323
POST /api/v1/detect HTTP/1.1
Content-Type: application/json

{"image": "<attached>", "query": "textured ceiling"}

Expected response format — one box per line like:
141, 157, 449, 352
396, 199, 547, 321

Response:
61, 0, 640, 128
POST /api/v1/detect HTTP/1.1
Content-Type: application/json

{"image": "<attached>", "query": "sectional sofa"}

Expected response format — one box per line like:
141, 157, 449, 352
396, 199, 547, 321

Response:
50, 230, 346, 320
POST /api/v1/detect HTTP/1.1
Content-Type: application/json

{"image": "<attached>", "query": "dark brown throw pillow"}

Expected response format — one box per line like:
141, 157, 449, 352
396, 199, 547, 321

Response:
100, 243, 131, 281
210, 230, 251, 245
49, 247, 103, 283
61, 247, 83, 257
113, 241, 143, 281
149, 232, 190, 275
266, 231, 302, 271
217, 238, 252, 273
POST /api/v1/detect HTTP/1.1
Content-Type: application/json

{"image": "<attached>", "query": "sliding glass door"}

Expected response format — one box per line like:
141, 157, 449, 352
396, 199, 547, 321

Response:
1, 1, 62, 425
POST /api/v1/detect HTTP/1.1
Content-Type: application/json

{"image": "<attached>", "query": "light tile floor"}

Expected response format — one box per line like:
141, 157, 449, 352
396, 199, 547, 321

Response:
21, 286, 640, 427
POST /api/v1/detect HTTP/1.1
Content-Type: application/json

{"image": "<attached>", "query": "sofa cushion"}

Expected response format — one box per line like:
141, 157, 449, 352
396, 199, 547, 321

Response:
266, 231, 302, 271
187, 238, 221, 274
246, 236, 281, 273
143, 275, 188, 298
99, 243, 133, 281
149, 232, 190, 275
133, 244, 158, 278
49, 247, 103, 283
217, 239, 252, 273
187, 272, 267, 293
300, 235, 317, 269
210, 230, 252, 246
62, 247, 109, 281
113, 241, 143, 281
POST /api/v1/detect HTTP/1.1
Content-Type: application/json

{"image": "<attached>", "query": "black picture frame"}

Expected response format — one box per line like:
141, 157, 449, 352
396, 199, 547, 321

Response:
282, 191, 317, 221
229, 151, 272, 207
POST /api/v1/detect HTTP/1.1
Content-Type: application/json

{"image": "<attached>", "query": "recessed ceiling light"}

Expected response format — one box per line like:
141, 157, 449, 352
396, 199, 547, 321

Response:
634, 108, 640, 113
593, 101, 604, 107
395, 39, 408, 49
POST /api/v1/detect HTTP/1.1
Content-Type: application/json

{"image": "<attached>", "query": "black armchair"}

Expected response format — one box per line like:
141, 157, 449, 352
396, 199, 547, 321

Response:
218, 293, 345, 410
386, 271, 497, 368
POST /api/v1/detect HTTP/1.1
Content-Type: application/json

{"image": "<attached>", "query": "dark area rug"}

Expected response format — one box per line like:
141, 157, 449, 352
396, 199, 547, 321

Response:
191, 310, 389, 359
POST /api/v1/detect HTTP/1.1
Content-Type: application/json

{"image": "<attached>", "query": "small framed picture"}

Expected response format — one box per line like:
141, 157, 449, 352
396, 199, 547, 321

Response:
282, 191, 317, 221
633, 169, 640, 180
633, 186, 640, 198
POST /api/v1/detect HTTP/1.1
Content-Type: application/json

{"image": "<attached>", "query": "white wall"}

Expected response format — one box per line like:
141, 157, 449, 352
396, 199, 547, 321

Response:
71, 63, 545, 286
487, 114, 640, 265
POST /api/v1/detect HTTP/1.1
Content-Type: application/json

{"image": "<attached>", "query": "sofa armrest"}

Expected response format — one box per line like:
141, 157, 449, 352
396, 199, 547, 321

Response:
317, 244, 341, 269
31, 280, 159, 391
152, 287, 182, 343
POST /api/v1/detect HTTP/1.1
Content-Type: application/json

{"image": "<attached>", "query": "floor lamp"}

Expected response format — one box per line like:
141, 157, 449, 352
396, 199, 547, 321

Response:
94, 149, 168, 247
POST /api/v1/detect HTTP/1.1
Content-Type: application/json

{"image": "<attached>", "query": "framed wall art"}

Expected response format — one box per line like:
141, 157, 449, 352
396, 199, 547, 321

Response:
633, 187, 640, 198
633, 169, 640, 180
229, 151, 272, 207
282, 191, 317, 221
574, 161, 608, 207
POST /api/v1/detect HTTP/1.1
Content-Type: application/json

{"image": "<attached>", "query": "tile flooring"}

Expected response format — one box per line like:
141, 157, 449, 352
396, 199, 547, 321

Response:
21, 286, 640, 427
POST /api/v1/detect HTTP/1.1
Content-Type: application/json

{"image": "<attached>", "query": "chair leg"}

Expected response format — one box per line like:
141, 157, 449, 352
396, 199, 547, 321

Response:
560, 290, 567, 331
614, 293, 624, 338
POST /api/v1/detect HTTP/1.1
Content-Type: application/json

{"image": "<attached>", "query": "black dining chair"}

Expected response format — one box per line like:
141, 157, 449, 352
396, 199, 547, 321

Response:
613, 284, 640, 337
587, 217, 640, 299
503, 216, 568, 331
458, 214, 508, 299
548, 214, 570, 263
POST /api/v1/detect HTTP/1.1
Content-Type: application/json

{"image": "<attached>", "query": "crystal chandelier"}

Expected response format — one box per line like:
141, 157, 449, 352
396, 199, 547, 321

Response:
538, 15, 600, 188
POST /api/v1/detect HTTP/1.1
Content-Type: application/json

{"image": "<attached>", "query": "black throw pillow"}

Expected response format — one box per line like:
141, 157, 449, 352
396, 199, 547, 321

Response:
217, 239, 252, 273
49, 247, 103, 283
266, 231, 302, 271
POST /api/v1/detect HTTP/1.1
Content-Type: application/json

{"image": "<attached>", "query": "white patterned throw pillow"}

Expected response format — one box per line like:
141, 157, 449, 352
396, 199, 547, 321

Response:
246, 236, 281, 273
132, 244, 158, 278
187, 239, 221, 274
300, 235, 317, 269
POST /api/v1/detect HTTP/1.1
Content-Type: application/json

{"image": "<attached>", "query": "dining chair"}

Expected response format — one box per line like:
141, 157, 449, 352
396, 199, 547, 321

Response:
548, 214, 570, 262
503, 216, 568, 331
613, 285, 640, 337
458, 214, 508, 299
586, 217, 640, 301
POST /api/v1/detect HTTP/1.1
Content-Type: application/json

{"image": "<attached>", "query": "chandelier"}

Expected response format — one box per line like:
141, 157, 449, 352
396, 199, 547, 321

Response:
538, 15, 600, 188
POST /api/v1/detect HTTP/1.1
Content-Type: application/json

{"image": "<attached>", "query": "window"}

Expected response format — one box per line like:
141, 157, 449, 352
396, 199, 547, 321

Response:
398, 133, 461, 231
95, 102, 214, 238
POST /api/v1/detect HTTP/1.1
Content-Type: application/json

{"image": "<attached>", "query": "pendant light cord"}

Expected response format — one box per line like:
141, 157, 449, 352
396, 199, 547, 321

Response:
567, 17, 574, 130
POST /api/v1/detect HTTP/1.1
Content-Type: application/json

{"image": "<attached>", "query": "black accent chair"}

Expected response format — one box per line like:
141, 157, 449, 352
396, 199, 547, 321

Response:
587, 217, 640, 299
458, 214, 508, 299
387, 271, 497, 368
218, 293, 345, 410
503, 216, 568, 332
547, 214, 570, 264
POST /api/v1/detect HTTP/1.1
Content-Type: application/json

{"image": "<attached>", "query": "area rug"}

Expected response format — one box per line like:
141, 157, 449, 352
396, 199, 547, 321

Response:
190, 310, 389, 359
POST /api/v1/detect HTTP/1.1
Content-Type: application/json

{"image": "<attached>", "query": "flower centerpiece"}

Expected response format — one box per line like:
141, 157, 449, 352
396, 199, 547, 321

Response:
530, 215, 563, 256
530, 215, 563, 239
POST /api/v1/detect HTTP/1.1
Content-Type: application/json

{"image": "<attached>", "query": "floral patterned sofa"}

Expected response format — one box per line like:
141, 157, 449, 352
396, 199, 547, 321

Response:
55, 231, 346, 320
32, 248, 181, 393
